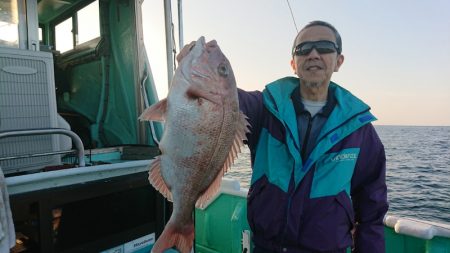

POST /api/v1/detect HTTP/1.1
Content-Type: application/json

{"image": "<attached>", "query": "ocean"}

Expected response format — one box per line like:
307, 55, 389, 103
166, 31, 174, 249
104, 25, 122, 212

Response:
225, 125, 450, 224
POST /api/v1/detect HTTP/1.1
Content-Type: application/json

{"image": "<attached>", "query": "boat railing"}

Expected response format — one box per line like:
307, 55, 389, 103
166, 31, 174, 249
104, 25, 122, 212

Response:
4, 159, 152, 195
384, 215, 450, 240
0, 128, 86, 168
213, 177, 450, 241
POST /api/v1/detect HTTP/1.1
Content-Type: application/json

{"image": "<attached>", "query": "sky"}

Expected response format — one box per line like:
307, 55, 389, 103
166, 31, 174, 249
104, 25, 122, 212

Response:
142, 0, 450, 126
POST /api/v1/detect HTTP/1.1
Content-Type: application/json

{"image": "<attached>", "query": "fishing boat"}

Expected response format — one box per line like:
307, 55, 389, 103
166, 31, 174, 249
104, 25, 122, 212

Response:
0, 0, 449, 252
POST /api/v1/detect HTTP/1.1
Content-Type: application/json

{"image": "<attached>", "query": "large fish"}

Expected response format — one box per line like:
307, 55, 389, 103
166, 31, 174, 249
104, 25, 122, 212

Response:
139, 37, 249, 253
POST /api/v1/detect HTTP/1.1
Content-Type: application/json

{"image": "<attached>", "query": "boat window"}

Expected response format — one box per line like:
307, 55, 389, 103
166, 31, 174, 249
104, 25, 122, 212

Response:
54, 0, 100, 53
77, 1, 100, 45
55, 17, 73, 53
0, 0, 19, 48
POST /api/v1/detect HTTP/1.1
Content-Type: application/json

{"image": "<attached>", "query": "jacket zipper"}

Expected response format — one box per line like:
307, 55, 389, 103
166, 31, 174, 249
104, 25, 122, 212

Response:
280, 113, 313, 248
301, 113, 313, 162
281, 173, 294, 249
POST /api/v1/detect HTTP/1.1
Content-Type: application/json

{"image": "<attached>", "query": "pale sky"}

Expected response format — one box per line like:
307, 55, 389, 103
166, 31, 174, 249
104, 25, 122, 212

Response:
142, 0, 450, 126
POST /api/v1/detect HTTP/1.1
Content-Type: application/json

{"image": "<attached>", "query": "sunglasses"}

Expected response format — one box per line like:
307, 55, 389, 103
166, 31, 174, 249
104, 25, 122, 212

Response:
292, 40, 340, 56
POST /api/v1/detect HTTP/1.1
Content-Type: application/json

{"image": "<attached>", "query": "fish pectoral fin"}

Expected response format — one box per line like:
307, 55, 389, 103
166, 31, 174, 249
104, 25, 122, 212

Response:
186, 86, 222, 105
148, 156, 173, 202
138, 98, 167, 122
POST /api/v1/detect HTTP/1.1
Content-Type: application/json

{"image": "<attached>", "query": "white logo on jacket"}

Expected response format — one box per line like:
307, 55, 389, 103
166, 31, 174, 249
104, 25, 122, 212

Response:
331, 153, 357, 162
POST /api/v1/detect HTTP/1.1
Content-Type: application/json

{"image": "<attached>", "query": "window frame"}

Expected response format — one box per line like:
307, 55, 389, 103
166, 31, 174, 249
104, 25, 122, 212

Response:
51, 0, 100, 54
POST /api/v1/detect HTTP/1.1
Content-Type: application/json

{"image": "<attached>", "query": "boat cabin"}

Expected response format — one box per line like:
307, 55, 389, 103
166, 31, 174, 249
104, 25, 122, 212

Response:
0, 0, 167, 252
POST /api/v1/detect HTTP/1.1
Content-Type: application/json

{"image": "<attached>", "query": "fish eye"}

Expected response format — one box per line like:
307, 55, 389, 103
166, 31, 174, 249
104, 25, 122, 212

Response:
218, 63, 229, 77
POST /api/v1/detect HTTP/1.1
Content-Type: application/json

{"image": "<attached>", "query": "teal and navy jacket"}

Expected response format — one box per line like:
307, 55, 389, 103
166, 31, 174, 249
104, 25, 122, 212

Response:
238, 77, 388, 253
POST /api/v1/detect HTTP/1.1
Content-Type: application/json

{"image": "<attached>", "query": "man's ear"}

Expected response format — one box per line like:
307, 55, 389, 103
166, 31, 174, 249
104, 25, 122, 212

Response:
334, 54, 344, 72
290, 58, 297, 74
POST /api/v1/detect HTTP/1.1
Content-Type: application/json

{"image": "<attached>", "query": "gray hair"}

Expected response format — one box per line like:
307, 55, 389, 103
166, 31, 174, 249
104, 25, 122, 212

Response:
292, 20, 342, 56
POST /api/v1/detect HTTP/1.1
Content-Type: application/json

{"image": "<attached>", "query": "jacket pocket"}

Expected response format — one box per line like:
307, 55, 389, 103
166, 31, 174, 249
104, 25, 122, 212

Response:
335, 190, 355, 226
247, 176, 287, 240
299, 191, 354, 251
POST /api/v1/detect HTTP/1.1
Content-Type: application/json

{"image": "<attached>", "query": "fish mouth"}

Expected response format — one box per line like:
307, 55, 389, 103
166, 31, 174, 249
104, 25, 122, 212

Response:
179, 36, 222, 81
188, 37, 212, 79
192, 36, 206, 55
178, 37, 207, 80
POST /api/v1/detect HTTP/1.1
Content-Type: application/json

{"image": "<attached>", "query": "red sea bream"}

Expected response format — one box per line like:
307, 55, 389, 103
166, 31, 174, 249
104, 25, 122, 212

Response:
139, 37, 249, 253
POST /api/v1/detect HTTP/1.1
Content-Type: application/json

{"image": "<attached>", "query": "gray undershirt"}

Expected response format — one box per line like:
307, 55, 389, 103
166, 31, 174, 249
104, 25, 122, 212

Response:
301, 99, 327, 117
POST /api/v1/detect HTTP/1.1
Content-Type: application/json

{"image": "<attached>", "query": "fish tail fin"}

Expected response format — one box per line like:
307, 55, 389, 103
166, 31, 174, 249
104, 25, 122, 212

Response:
151, 221, 194, 253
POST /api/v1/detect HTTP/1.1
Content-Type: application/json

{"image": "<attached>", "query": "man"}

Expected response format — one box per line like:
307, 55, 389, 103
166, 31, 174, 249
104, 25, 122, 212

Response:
238, 21, 388, 252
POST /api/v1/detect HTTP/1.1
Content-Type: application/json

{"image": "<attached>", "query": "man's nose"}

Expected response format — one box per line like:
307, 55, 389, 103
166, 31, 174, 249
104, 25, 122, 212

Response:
306, 48, 321, 59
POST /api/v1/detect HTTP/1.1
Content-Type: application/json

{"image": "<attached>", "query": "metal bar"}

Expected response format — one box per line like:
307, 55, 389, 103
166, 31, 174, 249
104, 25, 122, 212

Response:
26, 0, 40, 51
164, 0, 174, 88
140, 72, 160, 145
133, 0, 147, 145
0, 129, 85, 167
17, 0, 28, 49
0, 150, 76, 161
5, 160, 151, 195
177, 0, 184, 48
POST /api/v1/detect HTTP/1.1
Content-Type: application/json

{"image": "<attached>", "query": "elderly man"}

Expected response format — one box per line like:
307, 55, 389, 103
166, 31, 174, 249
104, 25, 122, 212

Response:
238, 20, 388, 253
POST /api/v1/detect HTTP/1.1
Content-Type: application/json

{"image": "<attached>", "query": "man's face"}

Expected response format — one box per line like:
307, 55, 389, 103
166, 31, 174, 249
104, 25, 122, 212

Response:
290, 26, 344, 88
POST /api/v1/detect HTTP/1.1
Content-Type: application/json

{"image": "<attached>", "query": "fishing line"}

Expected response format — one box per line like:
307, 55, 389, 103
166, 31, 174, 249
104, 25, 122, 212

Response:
285, 0, 298, 33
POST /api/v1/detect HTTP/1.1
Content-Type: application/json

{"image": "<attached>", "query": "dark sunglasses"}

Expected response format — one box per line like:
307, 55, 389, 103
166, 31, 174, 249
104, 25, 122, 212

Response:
292, 40, 341, 56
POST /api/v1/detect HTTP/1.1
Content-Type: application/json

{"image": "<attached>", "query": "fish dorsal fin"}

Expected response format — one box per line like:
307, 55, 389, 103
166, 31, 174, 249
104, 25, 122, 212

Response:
223, 111, 250, 174
195, 111, 251, 208
138, 98, 167, 122
148, 156, 173, 202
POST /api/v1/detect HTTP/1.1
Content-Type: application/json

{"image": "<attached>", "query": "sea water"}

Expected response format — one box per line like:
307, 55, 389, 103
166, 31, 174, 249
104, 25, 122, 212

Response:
225, 126, 450, 224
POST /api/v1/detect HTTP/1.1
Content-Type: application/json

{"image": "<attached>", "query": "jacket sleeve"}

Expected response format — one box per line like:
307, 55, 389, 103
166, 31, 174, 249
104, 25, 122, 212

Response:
237, 88, 264, 150
351, 124, 389, 253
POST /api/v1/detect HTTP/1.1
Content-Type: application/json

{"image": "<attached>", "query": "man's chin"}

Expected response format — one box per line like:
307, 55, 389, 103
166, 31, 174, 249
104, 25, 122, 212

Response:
304, 82, 322, 88
300, 79, 327, 89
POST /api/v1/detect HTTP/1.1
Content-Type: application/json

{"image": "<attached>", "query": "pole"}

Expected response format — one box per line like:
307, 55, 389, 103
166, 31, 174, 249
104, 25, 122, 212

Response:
164, 0, 174, 87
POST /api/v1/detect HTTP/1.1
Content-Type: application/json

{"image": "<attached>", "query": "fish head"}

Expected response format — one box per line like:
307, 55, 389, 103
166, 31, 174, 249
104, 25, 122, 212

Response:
178, 36, 237, 97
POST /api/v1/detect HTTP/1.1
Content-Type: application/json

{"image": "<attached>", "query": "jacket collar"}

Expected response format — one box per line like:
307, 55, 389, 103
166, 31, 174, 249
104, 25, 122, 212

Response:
290, 85, 337, 117
262, 76, 372, 142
